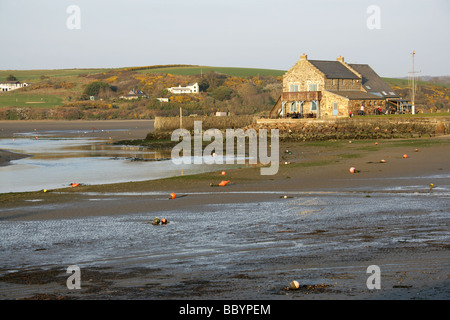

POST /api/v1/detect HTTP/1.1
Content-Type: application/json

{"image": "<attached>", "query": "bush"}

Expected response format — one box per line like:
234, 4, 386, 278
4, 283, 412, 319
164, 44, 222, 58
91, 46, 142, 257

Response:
209, 86, 232, 101
83, 81, 111, 96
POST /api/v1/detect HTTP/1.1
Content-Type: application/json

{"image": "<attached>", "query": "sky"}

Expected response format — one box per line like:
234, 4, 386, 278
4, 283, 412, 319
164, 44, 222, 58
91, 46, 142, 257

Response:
0, 0, 449, 77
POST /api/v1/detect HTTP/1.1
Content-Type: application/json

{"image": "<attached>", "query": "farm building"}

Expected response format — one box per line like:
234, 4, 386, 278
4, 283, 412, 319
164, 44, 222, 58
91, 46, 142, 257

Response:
0, 81, 28, 92
270, 54, 405, 118
167, 82, 199, 94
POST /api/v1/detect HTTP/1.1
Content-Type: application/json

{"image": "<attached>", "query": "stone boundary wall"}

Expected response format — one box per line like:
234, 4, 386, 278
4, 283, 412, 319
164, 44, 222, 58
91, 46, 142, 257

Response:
155, 115, 450, 140
253, 117, 450, 140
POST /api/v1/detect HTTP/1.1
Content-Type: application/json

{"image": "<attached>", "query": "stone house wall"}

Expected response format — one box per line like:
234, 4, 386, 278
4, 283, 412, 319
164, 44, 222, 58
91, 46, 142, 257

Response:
282, 55, 325, 92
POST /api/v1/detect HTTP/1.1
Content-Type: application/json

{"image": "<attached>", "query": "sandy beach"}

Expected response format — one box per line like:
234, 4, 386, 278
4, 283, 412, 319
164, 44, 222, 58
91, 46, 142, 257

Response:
0, 120, 449, 302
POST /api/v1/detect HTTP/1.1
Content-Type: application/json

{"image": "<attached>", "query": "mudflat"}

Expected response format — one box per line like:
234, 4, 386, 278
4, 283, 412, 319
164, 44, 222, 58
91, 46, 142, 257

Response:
0, 120, 449, 301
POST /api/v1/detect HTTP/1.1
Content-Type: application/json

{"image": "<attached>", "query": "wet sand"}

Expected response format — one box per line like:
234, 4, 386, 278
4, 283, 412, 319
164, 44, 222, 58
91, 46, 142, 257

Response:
0, 119, 154, 140
0, 149, 29, 167
0, 120, 449, 302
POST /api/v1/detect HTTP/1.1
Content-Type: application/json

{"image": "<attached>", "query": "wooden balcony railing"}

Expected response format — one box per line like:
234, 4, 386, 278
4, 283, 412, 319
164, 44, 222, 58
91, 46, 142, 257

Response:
281, 91, 322, 101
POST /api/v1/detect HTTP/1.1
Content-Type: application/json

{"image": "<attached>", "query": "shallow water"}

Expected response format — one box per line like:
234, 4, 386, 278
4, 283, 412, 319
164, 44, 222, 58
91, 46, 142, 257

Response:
0, 190, 448, 273
0, 136, 244, 193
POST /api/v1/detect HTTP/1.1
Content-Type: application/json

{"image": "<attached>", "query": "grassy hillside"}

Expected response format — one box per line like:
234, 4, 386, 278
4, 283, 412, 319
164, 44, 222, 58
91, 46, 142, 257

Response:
0, 69, 111, 82
137, 66, 286, 77
382, 77, 450, 112
0, 64, 448, 120
0, 65, 285, 83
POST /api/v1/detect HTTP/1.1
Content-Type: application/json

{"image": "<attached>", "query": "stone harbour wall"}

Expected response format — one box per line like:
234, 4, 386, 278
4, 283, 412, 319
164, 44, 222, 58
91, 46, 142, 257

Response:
252, 117, 450, 141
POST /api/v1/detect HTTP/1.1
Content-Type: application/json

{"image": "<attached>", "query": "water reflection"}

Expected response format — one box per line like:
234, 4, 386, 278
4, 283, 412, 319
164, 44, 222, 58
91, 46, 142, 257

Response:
0, 137, 241, 194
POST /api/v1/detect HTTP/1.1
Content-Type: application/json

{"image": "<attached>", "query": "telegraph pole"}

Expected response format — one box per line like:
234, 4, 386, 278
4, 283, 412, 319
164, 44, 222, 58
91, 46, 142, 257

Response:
411, 51, 415, 115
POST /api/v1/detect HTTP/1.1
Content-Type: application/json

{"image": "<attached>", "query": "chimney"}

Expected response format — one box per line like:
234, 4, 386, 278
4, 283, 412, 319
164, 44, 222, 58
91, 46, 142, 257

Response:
300, 53, 308, 61
337, 56, 344, 63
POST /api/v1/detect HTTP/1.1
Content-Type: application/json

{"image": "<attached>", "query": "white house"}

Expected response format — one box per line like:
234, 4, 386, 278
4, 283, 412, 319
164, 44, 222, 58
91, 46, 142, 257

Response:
167, 82, 199, 94
0, 81, 28, 92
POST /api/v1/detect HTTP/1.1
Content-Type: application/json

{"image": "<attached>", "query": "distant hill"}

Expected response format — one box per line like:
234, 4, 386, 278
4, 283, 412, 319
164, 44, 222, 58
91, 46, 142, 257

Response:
0, 65, 448, 120
0, 65, 286, 82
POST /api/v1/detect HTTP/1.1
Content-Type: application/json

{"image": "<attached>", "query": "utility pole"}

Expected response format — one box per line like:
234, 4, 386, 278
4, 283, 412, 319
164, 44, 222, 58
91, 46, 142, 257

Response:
180, 106, 182, 129
412, 51, 415, 115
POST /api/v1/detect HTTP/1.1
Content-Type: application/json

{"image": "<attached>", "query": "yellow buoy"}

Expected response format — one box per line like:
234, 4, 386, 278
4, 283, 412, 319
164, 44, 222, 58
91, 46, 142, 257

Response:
290, 280, 300, 290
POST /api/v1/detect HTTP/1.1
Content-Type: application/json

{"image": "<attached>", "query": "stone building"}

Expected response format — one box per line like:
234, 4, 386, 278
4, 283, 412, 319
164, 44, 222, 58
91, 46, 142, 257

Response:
270, 54, 402, 118
119, 88, 147, 100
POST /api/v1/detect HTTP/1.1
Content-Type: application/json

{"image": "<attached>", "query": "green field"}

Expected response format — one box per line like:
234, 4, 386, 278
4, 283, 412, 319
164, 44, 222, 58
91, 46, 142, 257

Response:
382, 77, 450, 89
0, 68, 112, 82
0, 94, 63, 108
0, 65, 286, 83
137, 66, 286, 77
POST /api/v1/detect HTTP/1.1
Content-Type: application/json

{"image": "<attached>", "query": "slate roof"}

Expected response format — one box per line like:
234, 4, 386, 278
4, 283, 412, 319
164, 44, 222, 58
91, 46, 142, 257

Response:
327, 90, 385, 100
309, 60, 360, 79
348, 64, 400, 98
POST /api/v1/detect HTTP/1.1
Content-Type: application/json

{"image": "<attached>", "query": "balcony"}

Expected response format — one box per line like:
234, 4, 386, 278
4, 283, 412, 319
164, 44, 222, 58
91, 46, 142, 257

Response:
281, 91, 322, 101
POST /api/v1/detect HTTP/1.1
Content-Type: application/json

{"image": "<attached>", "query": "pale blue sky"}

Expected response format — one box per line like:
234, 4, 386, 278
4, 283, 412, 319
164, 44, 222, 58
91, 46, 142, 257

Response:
1, 0, 449, 77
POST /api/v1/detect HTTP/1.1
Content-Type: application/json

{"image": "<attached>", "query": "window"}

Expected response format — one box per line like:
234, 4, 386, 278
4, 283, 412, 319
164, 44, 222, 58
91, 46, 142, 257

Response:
311, 100, 318, 111
289, 84, 299, 92
308, 84, 318, 91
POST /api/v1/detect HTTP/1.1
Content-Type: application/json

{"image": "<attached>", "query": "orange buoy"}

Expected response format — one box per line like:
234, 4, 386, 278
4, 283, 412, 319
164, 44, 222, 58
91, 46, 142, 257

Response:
349, 167, 356, 173
169, 193, 176, 199
221, 171, 226, 176
160, 218, 167, 225
71, 183, 80, 187
415, 148, 419, 152
375, 142, 378, 145
403, 154, 408, 158
218, 180, 230, 186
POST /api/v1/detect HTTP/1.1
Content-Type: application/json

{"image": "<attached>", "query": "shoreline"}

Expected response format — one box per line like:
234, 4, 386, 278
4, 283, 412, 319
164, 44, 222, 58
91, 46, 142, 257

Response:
2, 134, 449, 218
0, 120, 449, 301
0, 149, 30, 167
